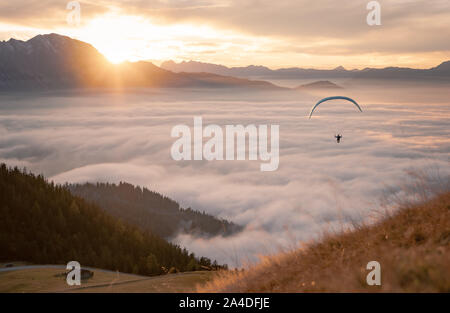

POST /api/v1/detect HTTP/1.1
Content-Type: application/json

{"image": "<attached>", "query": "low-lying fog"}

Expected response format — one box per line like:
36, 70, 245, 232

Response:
1, 82, 449, 267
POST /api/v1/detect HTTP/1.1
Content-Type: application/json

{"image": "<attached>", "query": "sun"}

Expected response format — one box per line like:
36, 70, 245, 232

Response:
72, 14, 153, 64
61, 13, 247, 65
102, 50, 130, 64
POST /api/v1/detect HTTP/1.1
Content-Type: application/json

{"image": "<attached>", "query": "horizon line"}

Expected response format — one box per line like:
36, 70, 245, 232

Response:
2, 32, 448, 72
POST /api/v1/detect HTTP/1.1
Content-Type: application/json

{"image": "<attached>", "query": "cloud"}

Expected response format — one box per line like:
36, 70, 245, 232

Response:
0, 85, 449, 266
1, 1, 449, 68
0, 0, 109, 28
118, 0, 450, 54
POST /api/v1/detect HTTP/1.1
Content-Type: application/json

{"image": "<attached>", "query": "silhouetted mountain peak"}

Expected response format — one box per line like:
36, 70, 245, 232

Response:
2, 34, 84, 53
296, 80, 342, 90
161, 60, 176, 66
0, 33, 102, 59
246, 64, 270, 70
29, 33, 70, 42
433, 60, 450, 71
334, 66, 346, 71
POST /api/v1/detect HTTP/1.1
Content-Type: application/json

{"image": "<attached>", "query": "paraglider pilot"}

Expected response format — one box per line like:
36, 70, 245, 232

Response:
308, 96, 362, 144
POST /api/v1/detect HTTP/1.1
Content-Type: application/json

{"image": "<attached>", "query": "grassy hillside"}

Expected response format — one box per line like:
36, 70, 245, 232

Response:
0, 164, 222, 276
201, 191, 450, 292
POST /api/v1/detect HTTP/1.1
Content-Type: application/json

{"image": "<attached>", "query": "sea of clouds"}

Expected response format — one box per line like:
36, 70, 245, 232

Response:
1, 85, 449, 267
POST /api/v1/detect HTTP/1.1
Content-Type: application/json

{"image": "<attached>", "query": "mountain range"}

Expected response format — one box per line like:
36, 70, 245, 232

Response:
1, 33, 449, 92
0, 34, 282, 91
161, 60, 450, 82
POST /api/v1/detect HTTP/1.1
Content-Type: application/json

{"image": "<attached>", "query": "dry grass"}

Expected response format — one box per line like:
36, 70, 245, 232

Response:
0, 268, 215, 293
200, 191, 450, 292
0, 268, 142, 293
71, 271, 215, 293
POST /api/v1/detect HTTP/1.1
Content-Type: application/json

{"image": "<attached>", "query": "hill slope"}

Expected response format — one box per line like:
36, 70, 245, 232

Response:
68, 182, 242, 239
202, 191, 450, 292
0, 164, 221, 276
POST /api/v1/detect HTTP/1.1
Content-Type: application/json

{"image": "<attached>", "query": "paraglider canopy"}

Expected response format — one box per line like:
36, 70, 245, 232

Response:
309, 96, 362, 119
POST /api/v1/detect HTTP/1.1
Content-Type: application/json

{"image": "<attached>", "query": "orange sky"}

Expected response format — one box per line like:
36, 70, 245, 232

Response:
0, 0, 449, 69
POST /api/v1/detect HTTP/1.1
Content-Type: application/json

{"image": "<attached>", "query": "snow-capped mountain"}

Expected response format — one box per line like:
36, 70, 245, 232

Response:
0, 34, 110, 89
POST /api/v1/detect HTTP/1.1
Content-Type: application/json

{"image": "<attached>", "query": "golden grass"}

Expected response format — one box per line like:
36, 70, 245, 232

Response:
200, 192, 450, 292
71, 271, 215, 293
0, 268, 215, 293
0, 268, 144, 293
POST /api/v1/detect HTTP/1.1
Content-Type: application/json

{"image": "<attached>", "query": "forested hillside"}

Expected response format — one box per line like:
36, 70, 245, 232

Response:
69, 182, 241, 239
0, 164, 223, 275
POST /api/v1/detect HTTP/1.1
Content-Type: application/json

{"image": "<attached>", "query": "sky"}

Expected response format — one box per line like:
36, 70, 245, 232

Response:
0, 0, 449, 68
0, 85, 449, 266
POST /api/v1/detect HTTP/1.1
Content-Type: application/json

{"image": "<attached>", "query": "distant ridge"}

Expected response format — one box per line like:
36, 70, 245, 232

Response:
69, 182, 242, 239
296, 80, 342, 90
161, 60, 450, 81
